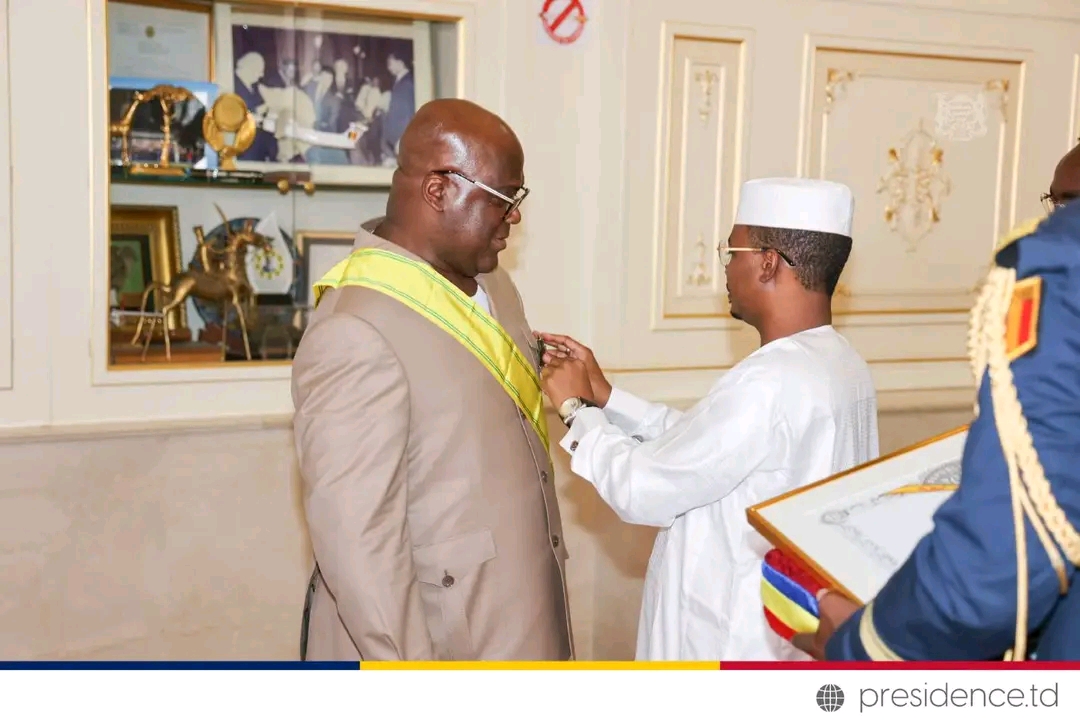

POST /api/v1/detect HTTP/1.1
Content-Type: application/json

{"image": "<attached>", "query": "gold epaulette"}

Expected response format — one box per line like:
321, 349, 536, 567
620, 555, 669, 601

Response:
993, 216, 1044, 258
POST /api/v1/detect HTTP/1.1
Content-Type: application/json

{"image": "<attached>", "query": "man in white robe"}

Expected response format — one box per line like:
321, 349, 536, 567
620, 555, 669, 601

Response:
538, 178, 880, 661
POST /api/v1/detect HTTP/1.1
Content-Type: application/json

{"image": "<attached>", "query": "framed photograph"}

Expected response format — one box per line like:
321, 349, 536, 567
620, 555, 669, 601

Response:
212, 3, 434, 185
109, 205, 188, 336
107, 0, 213, 82
296, 231, 356, 306
747, 425, 969, 603
109, 76, 220, 170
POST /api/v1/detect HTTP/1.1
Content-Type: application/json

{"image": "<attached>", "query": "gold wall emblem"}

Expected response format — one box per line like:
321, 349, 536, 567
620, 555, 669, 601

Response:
877, 120, 952, 252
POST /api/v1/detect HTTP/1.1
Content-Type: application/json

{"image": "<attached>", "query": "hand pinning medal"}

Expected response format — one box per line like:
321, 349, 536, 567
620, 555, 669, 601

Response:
534, 337, 548, 370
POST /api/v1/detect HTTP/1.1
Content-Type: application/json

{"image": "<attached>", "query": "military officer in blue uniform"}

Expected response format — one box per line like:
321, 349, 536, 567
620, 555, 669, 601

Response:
793, 198, 1080, 661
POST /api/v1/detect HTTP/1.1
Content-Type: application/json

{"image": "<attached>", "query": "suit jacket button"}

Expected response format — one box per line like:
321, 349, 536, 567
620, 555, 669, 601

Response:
442, 574, 455, 588
540, 471, 549, 482
552, 535, 560, 547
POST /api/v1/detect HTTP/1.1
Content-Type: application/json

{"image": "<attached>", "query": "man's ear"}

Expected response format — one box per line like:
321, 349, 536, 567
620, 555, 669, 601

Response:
759, 249, 780, 284
420, 174, 448, 213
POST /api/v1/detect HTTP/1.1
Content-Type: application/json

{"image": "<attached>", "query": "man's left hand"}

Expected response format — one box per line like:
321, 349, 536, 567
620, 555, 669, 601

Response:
792, 591, 862, 660
540, 355, 595, 409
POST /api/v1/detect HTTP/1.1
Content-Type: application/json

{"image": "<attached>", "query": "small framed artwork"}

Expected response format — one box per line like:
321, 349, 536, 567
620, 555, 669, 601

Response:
746, 425, 969, 603
296, 231, 357, 306
107, 0, 213, 83
109, 76, 220, 170
212, 3, 434, 185
109, 205, 188, 337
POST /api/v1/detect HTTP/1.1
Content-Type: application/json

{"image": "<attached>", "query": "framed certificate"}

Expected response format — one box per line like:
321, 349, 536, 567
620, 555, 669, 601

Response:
107, 0, 213, 82
747, 425, 969, 603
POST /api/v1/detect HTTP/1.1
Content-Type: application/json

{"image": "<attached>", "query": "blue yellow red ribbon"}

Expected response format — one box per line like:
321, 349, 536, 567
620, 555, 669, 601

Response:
760, 549, 825, 641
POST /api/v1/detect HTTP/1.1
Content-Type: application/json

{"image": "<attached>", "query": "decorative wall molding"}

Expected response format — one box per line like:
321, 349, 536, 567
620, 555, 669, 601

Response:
0, 412, 296, 445
652, 32, 747, 330
877, 119, 952, 252
1070, 54, 1080, 148
803, 43, 1023, 316
695, 68, 719, 122
0, 0, 11, 392
824, 68, 857, 113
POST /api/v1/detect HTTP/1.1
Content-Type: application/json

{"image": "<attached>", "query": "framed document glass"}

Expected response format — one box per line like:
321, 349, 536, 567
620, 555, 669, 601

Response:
107, 0, 213, 82
748, 425, 969, 603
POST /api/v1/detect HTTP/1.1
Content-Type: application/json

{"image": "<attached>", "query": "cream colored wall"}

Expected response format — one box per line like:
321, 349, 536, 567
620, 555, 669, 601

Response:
0, 399, 972, 660
1, 0, 1078, 660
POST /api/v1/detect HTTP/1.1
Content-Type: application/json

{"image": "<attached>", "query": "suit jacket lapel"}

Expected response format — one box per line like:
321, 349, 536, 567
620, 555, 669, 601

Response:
477, 273, 540, 372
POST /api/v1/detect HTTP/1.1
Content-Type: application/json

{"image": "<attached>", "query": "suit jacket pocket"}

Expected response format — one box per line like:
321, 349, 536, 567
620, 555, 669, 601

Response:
413, 528, 497, 660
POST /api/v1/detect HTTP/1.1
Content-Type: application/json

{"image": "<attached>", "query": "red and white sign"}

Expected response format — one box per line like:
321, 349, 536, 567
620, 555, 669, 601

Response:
538, 0, 589, 46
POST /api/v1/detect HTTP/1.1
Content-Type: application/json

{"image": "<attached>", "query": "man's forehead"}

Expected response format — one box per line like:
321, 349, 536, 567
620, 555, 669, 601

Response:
1053, 162, 1080, 194
472, 146, 524, 186
727, 225, 750, 246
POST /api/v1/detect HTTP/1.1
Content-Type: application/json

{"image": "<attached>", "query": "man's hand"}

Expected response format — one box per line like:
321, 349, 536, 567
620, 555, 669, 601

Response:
540, 354, 595, 410
535, 332, 613, 406
792, 591, 862, 660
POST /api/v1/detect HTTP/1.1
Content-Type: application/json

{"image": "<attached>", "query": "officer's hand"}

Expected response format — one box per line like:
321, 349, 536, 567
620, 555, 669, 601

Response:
540, 355, 594, 409
535, 331, 612, 406
792, 591, 861, 660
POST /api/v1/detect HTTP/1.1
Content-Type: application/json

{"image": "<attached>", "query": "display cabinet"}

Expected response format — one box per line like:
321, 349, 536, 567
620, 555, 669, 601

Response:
104, 0, 460, 368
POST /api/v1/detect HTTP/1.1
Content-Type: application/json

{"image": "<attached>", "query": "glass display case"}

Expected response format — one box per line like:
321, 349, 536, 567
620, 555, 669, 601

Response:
105, 0, 460, 367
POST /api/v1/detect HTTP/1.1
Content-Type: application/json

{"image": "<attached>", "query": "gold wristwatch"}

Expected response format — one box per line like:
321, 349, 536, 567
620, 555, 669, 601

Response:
557, 397, 598, 428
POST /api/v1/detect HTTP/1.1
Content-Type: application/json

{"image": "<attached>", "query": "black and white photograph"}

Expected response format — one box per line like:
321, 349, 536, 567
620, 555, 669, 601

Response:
108, 77, 220, 169
213, 5, 434, 185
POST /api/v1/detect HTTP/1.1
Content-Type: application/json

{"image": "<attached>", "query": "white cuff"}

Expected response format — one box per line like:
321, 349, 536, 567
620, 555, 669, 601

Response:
603, 387, 653, 427
558, 406, 607, 453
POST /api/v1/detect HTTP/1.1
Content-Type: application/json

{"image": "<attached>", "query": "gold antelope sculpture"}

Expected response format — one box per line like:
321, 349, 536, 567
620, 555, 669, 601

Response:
131, 204, 271, 362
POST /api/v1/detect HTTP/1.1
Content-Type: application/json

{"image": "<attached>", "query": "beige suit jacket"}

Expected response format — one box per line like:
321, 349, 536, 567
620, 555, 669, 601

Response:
292, 230, 574, 661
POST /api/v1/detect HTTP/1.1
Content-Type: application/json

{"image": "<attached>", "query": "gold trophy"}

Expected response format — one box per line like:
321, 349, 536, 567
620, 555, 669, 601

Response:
201, 93, 259, 174
196, 92, 308, 189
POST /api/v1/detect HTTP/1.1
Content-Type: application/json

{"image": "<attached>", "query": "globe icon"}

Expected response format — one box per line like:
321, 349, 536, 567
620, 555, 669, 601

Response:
817, 684, 845, 712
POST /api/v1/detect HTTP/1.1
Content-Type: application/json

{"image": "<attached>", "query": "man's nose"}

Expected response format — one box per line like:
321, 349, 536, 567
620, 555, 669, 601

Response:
507, 207, 523, 225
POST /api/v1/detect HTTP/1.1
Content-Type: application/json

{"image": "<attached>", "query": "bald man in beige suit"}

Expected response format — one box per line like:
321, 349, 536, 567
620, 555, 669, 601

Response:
292, 99, 573, 661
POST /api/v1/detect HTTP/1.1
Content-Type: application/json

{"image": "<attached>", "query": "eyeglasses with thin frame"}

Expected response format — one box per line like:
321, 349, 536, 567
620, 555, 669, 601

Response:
719, 246, 796, 268
435, 170, 530, 220
1041, 192, 1059, 215
1041, 191, 1079, 215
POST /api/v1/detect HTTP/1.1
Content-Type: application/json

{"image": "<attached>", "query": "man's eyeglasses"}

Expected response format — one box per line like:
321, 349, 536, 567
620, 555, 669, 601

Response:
1041, 192, 1060, 214
435, 170, 530, 220
1041, 192, 1080, 214
719, 246, 796, 268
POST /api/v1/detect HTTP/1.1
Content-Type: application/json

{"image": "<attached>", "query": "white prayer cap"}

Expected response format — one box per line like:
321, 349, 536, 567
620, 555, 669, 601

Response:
734, 178, 854, 237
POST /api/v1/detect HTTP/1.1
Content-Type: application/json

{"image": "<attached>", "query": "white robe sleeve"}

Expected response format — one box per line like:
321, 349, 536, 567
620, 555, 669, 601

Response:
602, 386, 684, 440
559, 366, 785, 528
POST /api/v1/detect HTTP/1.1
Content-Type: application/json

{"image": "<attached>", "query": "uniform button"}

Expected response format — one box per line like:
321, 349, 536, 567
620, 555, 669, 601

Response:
442, 573, 455, 588
569, 441, 578, 451
540, 471, 549, 483
552, 535, 560, 547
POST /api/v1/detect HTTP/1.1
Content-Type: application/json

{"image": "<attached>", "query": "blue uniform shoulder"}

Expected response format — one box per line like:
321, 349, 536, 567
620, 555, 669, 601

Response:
994, 201, 1080, 277
975, 202, 1080, 655
824, 202, 1080, 662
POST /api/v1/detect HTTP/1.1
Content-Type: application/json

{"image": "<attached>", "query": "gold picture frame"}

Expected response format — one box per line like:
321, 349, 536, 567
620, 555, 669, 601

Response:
747, 424, 970, 603
109, 204, 189, 341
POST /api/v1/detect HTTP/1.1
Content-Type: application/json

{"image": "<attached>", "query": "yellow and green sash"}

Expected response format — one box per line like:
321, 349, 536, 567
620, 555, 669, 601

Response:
313, 247, 549, 452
